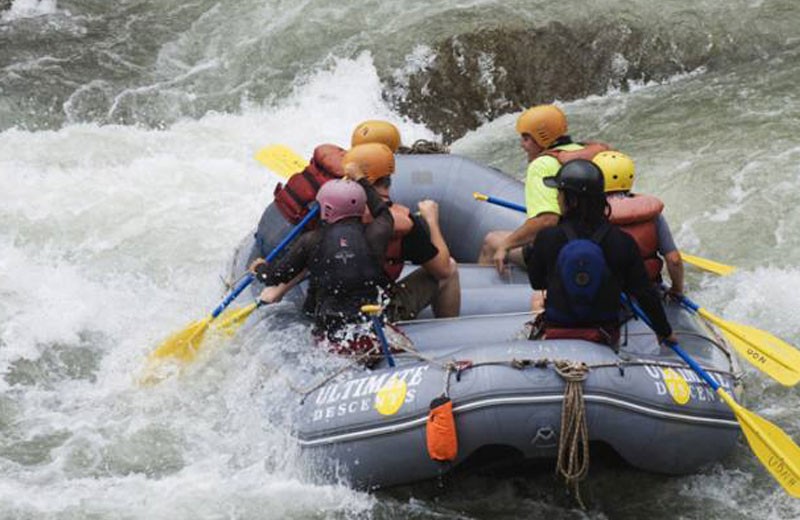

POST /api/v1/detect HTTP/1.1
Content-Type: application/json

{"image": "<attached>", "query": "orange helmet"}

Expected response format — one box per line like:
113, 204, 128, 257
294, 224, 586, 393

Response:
515, 104, 568, 148
342, 143, 395, 184
351, 120, 401, 152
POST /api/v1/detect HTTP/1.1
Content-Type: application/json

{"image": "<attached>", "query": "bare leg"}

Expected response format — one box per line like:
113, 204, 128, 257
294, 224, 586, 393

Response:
531, 290, 545, 313
432, 258, 461, 318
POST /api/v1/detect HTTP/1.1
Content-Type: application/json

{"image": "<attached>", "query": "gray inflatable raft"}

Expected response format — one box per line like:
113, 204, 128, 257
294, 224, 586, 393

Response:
231, 154, 742, 489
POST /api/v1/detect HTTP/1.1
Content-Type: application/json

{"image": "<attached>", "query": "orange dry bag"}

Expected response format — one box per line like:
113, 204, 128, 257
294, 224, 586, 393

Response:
426, 396, 458, 461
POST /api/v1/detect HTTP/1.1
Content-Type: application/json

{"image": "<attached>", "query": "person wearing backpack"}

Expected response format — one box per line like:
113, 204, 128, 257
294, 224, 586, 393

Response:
524, 159, 677, 347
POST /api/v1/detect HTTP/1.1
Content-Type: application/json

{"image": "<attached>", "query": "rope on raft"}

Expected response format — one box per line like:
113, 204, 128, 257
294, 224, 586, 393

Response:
397, 139, 450, 155
553, 360, 591, 509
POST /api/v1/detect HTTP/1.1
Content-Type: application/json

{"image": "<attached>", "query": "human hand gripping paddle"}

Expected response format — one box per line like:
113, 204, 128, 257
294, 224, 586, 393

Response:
623, 294, 800, 498
472, 192, 736, 277
142, 204, 320, 382
671, 290, 800, 386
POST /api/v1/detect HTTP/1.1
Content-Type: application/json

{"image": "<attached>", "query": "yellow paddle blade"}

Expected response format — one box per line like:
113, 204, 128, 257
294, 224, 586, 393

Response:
681, 253, 736, 276
213, 302, 259, 337
254, 144, 308, 179
717, 390, 800, 497
700, 309, 800, 386
149, 316, 212, 362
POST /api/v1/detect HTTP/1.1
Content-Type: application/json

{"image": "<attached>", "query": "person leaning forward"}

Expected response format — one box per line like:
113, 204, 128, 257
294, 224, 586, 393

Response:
347, 122, 460, 320
479, 104, 611, 274
524, 159, 677, 348
357, 152, 461, 321
254, 168, 394, 354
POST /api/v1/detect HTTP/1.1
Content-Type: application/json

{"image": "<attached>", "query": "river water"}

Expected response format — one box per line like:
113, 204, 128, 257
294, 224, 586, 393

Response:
1, 0, 799, 518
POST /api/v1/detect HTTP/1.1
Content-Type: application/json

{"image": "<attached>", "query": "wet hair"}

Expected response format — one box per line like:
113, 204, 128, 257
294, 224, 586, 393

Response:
373, 176, 392, 188
562, 190, 611, 228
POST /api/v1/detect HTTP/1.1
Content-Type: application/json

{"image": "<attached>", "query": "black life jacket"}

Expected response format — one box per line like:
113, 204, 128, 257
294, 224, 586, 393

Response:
545, 222, 620, 326
309, 219, 388, 319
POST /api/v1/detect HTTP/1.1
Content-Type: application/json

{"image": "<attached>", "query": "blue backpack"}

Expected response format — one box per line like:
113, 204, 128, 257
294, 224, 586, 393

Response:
546, 223, 620, 324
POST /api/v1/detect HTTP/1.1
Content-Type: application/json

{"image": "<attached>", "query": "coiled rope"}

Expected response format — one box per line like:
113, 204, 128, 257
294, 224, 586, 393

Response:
397, 139, 450, 155
553, 360, 591, 509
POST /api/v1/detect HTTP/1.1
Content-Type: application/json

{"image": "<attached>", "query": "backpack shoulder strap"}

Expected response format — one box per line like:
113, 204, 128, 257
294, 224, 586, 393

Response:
590, 222, 611, 244
562, 221, 578, 241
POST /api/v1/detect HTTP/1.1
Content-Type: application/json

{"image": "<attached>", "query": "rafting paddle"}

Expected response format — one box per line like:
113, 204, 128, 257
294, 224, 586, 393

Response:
254, 144, 308, 180
361, 304, 396, 367
624, 294, 800, 498
472, 191, 737, 276
144, 204, 320, 377
674, 292, 800, 386
679, 253, 736, 276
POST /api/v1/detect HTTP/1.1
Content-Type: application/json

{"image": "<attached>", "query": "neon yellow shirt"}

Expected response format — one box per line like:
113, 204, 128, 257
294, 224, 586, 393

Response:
524, 143, 585, 218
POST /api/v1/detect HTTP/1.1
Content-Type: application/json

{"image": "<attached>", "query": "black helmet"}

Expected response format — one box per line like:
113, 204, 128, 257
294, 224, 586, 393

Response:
543, 159, 605, 195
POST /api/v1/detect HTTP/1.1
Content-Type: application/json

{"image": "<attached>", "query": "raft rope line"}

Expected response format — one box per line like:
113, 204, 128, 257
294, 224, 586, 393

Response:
286, 338, 737, 507
285, 336, 739, 404
553, 360, 590, 509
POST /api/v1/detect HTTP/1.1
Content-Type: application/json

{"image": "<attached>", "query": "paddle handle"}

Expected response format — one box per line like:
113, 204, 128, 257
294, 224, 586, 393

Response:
361, 305, 396, 367
371, 315, 396, 368
211, 204, 320, 319
624, 294, 721, 391
473, 192, 526, 213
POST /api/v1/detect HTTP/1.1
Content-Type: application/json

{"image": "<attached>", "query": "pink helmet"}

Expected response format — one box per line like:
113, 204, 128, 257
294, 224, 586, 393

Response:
316, 179, 367, 223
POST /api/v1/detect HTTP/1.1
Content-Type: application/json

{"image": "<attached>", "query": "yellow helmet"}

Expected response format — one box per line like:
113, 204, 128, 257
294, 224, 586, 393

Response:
515, 104, 567, 148
593, 150, 635, 192
342, 143, 395, 184
351, 120, 401, 153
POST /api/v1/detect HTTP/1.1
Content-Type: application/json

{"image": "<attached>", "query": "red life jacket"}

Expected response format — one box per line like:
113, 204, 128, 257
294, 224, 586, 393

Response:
543, 141, 610, 163
607, 193, 665, 281
273, 144, 345, 224
363, 203, 413, 281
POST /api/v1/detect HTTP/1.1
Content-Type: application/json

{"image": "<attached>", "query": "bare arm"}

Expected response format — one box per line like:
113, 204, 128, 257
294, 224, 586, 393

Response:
259, 269, 308, 304
664, 250, 684, 296
494, 213, 559, 273
503, 213, 560, 250
417, 200, 453, 280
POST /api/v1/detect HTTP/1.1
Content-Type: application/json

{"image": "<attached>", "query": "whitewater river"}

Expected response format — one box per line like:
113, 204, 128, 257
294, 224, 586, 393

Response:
1, 0, 799, 518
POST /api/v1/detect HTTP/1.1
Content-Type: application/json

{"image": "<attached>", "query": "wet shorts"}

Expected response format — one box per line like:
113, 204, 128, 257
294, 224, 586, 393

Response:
385, 268, 440, 321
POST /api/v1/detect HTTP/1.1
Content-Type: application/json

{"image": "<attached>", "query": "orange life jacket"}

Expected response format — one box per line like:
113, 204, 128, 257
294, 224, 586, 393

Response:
607, 193, 665, 281
273, 144, 345, 224
543, 141, 610, 163
363, 203, 413, 281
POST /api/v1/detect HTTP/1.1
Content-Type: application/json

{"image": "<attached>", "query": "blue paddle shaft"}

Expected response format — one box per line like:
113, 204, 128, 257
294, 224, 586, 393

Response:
266, 204, 320, 262
371, 315, 396, 368
212, 274, 255, 318
484, 195, 525, 213
210, 204, 320, 319
623, 294, 720, 391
